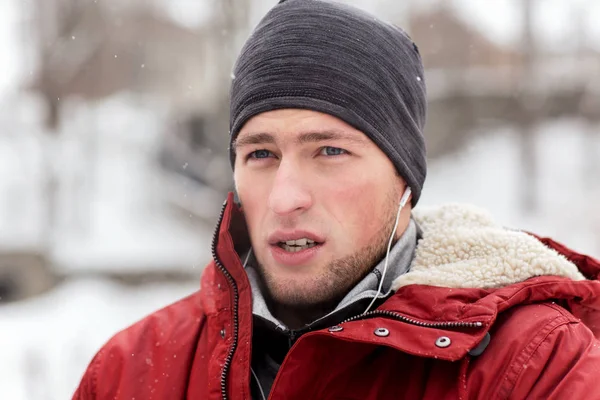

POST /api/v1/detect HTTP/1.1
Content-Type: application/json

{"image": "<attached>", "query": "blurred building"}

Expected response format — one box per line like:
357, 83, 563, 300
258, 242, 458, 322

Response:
1, 0, 599, 303
408, 3, 600, 158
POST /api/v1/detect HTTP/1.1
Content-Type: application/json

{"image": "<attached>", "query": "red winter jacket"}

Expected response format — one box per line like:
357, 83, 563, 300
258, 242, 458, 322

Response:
74, 194, 600, 400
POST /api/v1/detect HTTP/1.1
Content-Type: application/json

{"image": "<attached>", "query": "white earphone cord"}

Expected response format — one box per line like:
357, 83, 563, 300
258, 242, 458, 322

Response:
251, 367, 267, 400
243, 248, 253, 268
363, 186, 412, 314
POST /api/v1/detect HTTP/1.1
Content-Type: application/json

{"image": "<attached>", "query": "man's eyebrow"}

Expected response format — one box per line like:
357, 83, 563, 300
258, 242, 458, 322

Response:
232, 132, 276, 151
233, 129, 368, 151
296, 130, 368, 145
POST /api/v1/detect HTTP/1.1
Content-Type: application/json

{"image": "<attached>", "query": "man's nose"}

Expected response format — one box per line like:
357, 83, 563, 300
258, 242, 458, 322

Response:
267, 159, 313, 216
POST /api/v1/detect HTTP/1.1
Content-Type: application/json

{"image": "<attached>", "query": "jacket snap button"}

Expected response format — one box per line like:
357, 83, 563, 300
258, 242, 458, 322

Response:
328, 325, 343, 332
435, 336, 451, 348
220, 329, 226, 338
374, 328, 390, 337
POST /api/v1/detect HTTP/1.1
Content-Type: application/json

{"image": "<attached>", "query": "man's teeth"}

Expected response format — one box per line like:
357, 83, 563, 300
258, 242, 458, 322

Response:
279, 238, 318, 252
284, 238, 315, 246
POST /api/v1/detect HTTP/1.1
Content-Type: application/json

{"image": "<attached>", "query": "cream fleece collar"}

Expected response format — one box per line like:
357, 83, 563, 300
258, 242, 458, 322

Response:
392, 204, 586, 291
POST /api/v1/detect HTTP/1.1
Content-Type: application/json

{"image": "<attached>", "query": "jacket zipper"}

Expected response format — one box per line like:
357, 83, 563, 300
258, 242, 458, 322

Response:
288, 329, 306, 349
211, 199, 238, 400
340, 309, 484, 329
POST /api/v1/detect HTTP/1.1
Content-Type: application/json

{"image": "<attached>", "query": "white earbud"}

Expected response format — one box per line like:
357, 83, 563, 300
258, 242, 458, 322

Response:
363, 186, 411, 314
399, 186, 412, 209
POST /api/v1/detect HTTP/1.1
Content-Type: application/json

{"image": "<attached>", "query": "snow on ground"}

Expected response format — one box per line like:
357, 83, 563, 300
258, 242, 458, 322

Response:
0, 278, 198, 400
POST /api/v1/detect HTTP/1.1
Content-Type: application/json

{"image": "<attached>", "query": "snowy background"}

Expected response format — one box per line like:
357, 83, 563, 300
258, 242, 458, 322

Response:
1, 0, 599, 399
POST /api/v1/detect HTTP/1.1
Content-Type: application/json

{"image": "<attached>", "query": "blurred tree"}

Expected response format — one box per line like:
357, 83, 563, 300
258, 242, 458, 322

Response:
518, 0, 539, 213
203, 0, 252, 157
29, 0, 225, 236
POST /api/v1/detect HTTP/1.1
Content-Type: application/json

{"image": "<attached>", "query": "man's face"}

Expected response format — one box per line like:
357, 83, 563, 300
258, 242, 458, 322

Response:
234, 109, 409, 308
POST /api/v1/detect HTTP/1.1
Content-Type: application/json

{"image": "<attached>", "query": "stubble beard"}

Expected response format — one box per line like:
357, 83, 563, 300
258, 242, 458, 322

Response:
255, 186, 401, 313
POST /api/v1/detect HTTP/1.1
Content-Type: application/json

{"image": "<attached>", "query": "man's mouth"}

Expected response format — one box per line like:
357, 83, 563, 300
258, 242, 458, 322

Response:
277, 238, 320, 252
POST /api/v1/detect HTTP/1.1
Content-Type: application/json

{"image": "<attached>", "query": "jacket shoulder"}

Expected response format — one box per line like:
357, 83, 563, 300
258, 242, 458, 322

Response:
467, 301, 599, 399
73, 290, 205, 399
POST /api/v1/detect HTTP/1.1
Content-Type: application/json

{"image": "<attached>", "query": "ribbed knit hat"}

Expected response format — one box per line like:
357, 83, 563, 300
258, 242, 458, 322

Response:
229, 0, 427, 205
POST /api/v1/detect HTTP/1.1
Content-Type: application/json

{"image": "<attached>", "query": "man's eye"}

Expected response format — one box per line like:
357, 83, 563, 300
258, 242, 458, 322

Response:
248, 149, 273, 159
320, 146, 347, 156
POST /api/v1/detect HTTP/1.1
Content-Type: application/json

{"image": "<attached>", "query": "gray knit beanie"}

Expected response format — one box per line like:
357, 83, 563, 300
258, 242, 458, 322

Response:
229, 0, 427, 206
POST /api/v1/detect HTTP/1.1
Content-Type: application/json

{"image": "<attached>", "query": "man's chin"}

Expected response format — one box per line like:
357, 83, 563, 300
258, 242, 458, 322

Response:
264, 279, 347, 309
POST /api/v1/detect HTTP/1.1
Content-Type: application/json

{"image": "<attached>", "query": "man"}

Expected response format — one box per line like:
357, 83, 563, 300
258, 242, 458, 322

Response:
74, 1, 600, 399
